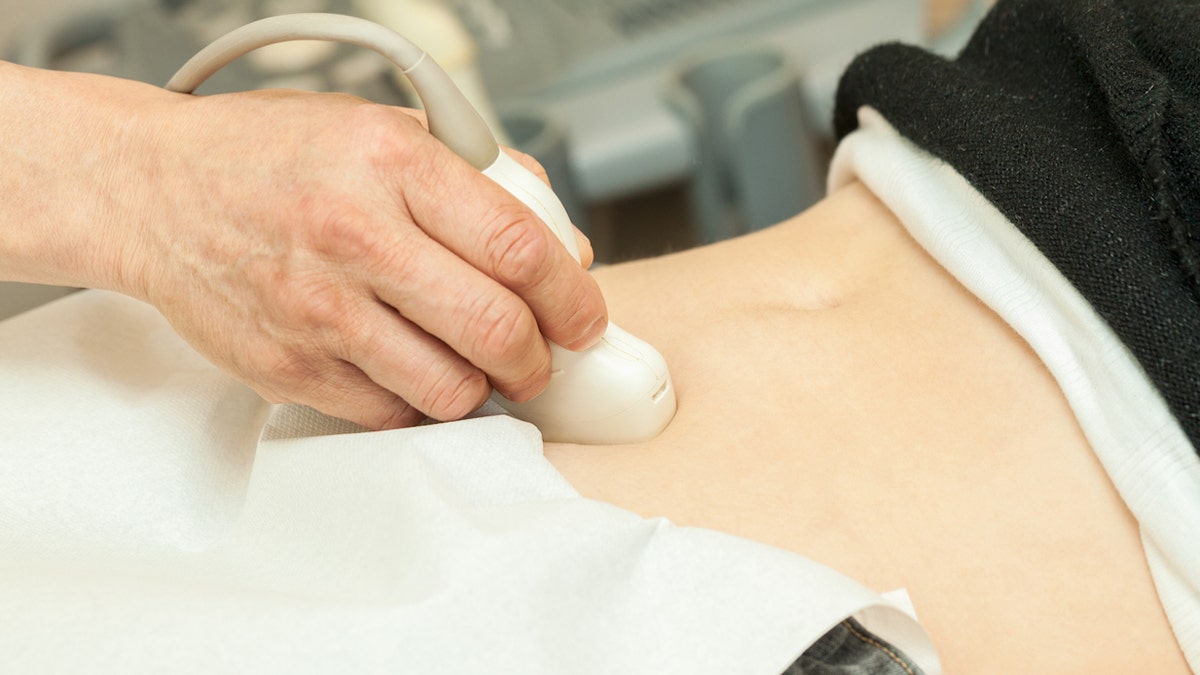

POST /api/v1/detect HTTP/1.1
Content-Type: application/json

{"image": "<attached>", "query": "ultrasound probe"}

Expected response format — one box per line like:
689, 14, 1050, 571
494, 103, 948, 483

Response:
166, 13, 676, 444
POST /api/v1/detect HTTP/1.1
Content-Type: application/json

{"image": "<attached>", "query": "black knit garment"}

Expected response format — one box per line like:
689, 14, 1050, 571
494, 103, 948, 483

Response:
834, 0, 1200, 452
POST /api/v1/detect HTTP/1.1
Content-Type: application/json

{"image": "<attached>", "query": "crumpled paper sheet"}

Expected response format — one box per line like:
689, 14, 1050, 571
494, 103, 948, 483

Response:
0, 289, 939, 674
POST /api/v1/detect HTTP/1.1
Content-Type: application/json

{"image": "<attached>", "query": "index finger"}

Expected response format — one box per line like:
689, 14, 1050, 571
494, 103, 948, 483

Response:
390, 134, 609, 351
502, 146, 597, 270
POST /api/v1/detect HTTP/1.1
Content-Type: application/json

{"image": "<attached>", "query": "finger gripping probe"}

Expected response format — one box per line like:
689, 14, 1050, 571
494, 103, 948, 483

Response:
166, 13, 677, 444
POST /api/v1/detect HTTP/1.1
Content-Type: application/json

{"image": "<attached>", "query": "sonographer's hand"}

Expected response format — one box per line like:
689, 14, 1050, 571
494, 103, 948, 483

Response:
0, 64, 606, 430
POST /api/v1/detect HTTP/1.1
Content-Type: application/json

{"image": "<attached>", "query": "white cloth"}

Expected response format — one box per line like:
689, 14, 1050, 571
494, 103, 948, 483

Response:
830, 107, 1200, 672
0, 289, 939, 674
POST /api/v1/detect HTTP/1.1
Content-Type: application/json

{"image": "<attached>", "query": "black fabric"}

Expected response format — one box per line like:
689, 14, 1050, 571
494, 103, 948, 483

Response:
834, 0, 1200, 452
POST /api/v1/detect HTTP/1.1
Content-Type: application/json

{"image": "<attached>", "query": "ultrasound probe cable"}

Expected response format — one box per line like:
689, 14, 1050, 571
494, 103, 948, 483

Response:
165, 12, 499, 171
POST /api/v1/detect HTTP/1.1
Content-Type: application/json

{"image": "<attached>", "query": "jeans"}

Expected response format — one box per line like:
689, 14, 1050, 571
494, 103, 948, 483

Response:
782, 618, 927, 675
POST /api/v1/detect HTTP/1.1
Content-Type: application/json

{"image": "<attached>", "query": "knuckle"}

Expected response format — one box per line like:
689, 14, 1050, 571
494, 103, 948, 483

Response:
421, 367, 490, 421
365, 400, 423, 430
569, 275, 607, 326
259, 349, 322, 399
345, 102, 410, 144
349, 104, 430, 174
304, 202, 387, 264
462, 293, 539, 365
552, 293, 599, 337
282, 279, 349, 333
257, 261, 369, 340
481, 206, 552, 290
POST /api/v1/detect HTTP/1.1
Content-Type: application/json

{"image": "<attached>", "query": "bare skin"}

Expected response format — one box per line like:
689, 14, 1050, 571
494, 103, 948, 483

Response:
0, 62, 606, 430
545, 182, 1191, 674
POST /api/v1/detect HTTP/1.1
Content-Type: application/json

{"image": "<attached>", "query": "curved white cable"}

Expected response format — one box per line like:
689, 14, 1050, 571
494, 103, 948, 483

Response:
166, 12, 499, 169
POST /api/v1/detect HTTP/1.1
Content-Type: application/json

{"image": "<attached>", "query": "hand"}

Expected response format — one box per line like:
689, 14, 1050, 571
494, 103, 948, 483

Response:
0, 64, 607, 430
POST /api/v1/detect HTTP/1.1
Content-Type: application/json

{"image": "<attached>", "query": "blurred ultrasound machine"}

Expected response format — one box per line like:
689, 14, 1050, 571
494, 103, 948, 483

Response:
3, 0, 976, 317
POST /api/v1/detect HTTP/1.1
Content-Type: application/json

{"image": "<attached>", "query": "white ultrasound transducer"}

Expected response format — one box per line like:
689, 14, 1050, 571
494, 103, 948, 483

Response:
482, 150, 675, 443
166, 13, 677, 445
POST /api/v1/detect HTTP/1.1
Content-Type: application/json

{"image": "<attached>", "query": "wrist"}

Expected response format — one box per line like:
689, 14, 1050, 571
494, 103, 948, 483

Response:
0, 62, 173, 300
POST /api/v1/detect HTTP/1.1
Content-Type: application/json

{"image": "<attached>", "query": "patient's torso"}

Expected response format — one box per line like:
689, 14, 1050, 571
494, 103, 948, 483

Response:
543, 183, 1189, 674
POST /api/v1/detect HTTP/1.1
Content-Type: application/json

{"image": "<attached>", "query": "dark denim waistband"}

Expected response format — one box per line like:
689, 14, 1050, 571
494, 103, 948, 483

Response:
781, 617, 926, 675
